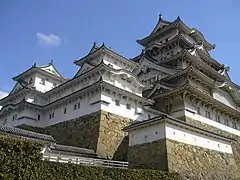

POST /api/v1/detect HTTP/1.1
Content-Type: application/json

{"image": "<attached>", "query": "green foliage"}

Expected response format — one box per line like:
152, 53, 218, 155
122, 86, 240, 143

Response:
0, 135, 181, 180
0, 135, 43, 180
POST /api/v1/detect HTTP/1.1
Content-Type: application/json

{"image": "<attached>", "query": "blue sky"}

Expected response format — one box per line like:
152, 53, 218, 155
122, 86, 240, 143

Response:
1, 0, 240, 95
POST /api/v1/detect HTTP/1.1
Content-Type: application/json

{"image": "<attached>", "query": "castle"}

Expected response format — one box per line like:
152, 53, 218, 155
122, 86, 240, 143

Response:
1, 15, 240, 179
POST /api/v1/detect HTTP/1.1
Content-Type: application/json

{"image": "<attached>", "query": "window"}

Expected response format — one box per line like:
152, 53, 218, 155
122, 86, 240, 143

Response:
232, 121, 237, 129
215, 115, 220, 122
126, 103, 131, 110
224, 119, 229, 126
115, 100, 120, 106
40, 79, 45, 85
205, 111, 208, 118
205, 111, 211, 119
78, 102, 80, 109
197, 107, 201, 115
73, 104, 77, 110
148, 114, 151, 119
12, 115, 17, 121
49, 114, 51, 119
207, 111, 211, 119
38, 115, 40, 120
64, 108, 67, 114
52, 112, 54, 118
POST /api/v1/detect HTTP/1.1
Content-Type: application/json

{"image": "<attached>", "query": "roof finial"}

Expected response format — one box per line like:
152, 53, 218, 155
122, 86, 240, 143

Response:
93, 42, 97, 46
50, 60, 54, 64
33, 63, 36, 67
159, 13, 163, 20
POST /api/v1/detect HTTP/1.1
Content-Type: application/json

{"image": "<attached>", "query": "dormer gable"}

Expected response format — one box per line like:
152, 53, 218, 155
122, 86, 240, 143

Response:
9, 81, 26, 95
150, 14, 172, 35
74, 61, 95, 77
74, 43, 137, 71
38, 62, 64, 78
12, 62, 66, 93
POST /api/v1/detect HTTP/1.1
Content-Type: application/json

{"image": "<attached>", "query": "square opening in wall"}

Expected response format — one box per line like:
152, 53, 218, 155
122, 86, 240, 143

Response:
115, 100, 120, 106
126, 104, 131, 110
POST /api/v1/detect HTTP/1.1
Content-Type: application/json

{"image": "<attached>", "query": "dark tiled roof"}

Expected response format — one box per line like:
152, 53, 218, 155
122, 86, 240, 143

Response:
0, 125, 56, 143
49, 144, 97, 157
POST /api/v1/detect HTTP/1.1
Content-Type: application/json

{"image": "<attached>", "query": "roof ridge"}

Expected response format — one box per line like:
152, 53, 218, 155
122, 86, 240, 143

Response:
0, 125, 56, 142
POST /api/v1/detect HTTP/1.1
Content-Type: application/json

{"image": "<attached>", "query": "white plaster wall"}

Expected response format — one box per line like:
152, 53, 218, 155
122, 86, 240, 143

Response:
129, 121, 233, 154
3, 84, 156, 127
184, 98, 236, 127
6, 117, 42, 127
213, 89, 236, 109
3, 91, 101, 127
165, 123, 232, 154
185, 110, 240, 137
46, 75, 99, 104
34, 73, 59, 93
103, 74, 142, 97
3, 91, 46, 107
39, 93, 101, 127
100, 92, 157, 121
3, 107, 42, 127
129, 123, 166, 146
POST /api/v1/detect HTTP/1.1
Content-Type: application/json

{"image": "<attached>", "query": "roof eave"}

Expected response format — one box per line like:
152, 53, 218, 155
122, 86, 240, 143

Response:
12, 67, 36, 81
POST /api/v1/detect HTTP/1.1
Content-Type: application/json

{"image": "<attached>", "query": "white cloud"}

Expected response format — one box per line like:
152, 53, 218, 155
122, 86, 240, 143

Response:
0, 91, 8, 110
36, 32, 62, 47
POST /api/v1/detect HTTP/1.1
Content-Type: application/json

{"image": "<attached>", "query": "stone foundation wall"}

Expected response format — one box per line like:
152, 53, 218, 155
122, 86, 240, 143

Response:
166, 139, 239, 180
97, 111, 132, 160
128, 139, 168, 170
18, 110, 131, 161
128, 138, 240, 180
18, 112, 101, 151
184, 116, 240, 171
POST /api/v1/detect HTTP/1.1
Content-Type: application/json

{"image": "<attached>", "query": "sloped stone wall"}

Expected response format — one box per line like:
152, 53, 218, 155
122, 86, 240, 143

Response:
18, 110, 131, 161
97, 111, 132, 160
184, 117, 240, 172
18, 112, 101, 151
166, 139, 239, 180
128, 139, 168, 170
128, 138, 240, 180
